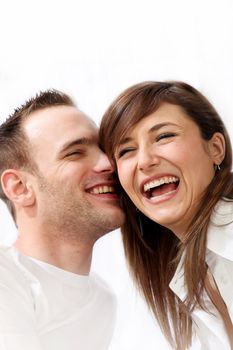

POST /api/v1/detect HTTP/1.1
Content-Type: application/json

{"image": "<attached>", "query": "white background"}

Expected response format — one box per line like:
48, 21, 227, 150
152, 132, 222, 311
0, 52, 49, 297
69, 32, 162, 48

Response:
0, 0, 233, 349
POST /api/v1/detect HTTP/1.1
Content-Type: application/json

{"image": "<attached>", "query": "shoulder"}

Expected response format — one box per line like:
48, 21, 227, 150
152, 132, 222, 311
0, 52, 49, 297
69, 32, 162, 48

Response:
210, 198, 233, 225
0, 247, 42, 333
0, 245, 25, 281
89, 272, 116, 295
207, 199, 233, 260
0, 246, 38, 303
89, 272, 117, 305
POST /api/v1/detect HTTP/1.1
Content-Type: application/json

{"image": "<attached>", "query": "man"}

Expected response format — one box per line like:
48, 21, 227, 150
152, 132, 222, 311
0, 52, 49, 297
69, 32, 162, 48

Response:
0, 90, 124, 350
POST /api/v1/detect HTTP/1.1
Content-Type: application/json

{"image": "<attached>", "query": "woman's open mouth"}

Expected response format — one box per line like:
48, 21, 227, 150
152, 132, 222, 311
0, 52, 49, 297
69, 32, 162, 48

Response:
142, 176, 179, 200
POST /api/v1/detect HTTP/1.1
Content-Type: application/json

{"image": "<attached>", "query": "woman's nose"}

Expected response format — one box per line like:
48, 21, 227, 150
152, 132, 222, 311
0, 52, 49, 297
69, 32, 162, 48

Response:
137, 146, 160, 171
94, 150, 113, 173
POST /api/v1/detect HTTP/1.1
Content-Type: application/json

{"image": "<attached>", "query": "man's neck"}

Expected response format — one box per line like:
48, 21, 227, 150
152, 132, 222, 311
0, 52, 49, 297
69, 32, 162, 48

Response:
15, 232, 94, 275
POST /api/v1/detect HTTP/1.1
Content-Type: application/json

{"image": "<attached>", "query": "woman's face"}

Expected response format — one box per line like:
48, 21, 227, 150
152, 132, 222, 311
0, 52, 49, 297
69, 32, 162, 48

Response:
115, 102, 224, 237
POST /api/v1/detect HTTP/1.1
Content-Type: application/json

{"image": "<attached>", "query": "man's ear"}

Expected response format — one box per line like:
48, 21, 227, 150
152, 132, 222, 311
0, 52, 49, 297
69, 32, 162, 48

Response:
1, 169, 35, 207
208, 132, 226, 166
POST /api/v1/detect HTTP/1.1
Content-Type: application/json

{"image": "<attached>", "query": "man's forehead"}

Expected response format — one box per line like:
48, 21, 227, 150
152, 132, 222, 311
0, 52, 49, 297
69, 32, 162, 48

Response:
24, 105, 97, 135
23, 105, 98, 151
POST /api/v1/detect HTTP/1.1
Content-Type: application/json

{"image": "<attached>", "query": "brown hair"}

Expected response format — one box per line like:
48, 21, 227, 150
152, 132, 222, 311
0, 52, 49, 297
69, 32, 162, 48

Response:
0, 89, 75, 219
100, 81, 233, 349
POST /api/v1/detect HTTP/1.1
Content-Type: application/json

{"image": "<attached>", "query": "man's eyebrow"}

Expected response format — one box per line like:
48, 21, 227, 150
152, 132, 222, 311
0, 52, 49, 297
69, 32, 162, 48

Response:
59, 137, 96, 154
118, 122, 179, 147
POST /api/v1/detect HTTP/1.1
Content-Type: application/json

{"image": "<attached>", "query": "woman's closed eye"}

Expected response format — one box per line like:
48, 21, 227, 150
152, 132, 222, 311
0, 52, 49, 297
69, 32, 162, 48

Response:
156, 132, 176, 142
117, 147, 136, 158
116, 133, 177, 158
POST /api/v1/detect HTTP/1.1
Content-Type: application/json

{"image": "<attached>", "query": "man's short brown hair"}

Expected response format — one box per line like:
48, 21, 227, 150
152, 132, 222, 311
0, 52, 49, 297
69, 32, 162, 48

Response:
0, 89, 75, 219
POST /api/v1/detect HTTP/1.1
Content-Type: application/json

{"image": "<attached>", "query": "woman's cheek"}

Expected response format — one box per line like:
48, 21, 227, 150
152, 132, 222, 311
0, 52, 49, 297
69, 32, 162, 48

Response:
117, 163, 131, 191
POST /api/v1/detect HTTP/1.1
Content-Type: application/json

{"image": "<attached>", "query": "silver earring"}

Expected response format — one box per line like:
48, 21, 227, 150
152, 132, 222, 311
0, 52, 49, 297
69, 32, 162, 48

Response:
215, 164, 221, 171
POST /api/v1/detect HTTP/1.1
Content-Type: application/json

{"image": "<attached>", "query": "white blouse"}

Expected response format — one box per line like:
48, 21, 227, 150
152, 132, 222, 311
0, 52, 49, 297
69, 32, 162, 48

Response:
169, 199, 233, 349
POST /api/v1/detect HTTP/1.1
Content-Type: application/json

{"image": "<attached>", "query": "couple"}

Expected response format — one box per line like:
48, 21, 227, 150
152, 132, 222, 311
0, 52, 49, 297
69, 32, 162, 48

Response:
0, 81, 232, 349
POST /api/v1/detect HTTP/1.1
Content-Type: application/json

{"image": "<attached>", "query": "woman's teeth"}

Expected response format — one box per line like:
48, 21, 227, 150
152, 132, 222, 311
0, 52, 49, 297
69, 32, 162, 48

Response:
144, 176, 179, 192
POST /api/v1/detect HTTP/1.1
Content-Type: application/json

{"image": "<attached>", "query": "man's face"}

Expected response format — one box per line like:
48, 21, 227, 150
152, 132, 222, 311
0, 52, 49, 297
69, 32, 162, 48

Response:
23, 105, 124, 242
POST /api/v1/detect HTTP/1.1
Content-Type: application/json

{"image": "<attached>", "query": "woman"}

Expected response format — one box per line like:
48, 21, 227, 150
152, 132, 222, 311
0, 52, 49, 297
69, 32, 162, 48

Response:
99, 81, 233, 349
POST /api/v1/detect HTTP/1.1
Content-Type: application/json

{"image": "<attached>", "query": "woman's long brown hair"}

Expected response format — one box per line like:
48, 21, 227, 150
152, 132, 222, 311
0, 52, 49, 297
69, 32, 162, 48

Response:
99, 81, 233, 349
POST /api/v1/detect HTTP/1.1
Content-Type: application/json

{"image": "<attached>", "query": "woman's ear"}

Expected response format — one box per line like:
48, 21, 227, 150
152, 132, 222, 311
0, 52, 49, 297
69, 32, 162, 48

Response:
208, 132, 226, 166
1, 169, 35, 207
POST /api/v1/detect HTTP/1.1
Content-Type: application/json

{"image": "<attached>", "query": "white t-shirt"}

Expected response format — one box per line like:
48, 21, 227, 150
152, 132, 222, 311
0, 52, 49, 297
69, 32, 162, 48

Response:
0, 246, 116, 350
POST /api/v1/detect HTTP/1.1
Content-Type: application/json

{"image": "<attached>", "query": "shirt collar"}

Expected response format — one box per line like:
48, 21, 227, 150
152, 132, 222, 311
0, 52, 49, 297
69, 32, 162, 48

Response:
207, 198, 233, 261
169, 199, 233, 298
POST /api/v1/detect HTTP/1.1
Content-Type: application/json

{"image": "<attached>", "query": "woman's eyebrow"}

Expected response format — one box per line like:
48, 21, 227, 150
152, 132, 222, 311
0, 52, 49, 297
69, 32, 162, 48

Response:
148, 122, 179, 133
118, 137, 133, 147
